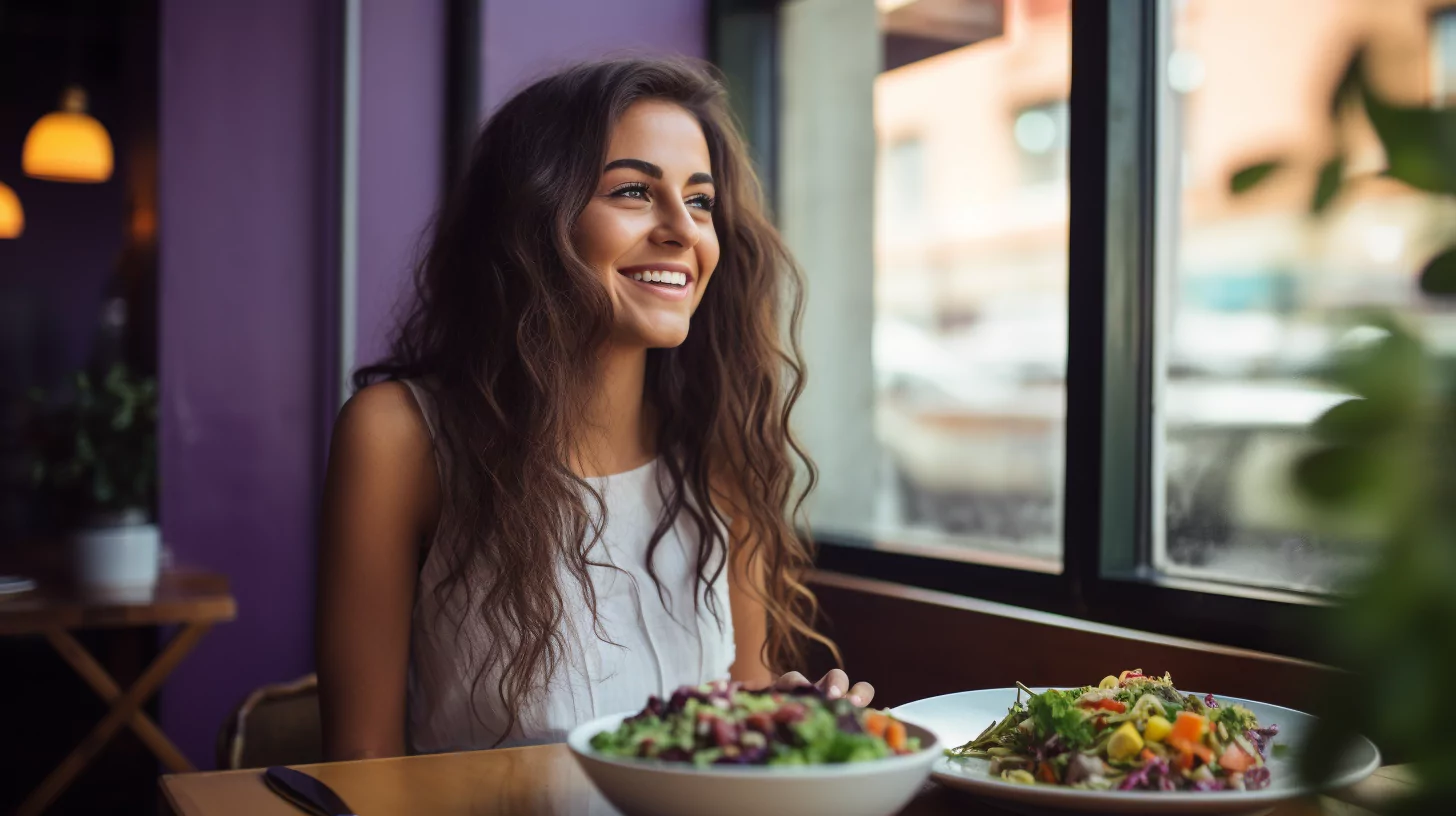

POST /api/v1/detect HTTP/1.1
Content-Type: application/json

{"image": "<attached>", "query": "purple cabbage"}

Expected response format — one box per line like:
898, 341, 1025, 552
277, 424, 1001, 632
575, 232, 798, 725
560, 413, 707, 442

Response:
836, 712, 864, 734
1243, 767, 1271, 790
1246, 724, 1280, 758
1189, 779, 1227, 791
1117, 756, 1175, 791
1033, 734, 1068, 762
1203, 693, 1220, 709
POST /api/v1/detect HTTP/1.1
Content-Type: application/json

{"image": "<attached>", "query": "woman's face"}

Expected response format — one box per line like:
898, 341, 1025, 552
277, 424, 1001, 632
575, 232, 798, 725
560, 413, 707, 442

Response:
576, 99, 720, 349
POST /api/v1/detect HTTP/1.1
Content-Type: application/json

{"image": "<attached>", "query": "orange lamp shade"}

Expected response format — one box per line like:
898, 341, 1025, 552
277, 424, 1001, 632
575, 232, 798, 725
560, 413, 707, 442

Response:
0, 182, 22, 239
23, 86, 114, 184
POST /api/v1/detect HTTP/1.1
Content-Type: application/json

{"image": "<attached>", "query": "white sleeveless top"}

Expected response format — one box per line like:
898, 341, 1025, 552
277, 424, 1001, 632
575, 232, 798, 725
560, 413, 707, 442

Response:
401, 380, 736, 754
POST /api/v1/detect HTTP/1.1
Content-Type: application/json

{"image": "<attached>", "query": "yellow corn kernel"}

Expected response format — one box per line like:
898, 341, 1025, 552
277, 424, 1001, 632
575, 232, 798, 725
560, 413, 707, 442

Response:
1107, 722, 1146, 761
1143, 715, 1173, 743
1003, 769, 1036, 785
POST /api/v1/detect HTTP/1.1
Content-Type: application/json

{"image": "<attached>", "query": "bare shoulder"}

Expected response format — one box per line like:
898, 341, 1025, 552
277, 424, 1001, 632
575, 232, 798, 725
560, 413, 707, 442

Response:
334, 381, 432, 450
325, 381, 440, 539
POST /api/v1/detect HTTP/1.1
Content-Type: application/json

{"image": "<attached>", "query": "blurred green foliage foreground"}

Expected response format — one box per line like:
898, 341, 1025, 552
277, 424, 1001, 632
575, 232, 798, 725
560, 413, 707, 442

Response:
1232, 50, 1456, 813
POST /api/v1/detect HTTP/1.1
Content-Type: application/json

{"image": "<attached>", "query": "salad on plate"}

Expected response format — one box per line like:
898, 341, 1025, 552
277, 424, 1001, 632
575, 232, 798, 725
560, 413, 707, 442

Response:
591, 680, 922, 767
946, 670, 1281, 792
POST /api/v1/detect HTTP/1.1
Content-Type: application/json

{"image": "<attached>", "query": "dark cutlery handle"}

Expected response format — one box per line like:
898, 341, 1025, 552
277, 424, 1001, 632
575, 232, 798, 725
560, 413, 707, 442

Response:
263, 766, 357, 816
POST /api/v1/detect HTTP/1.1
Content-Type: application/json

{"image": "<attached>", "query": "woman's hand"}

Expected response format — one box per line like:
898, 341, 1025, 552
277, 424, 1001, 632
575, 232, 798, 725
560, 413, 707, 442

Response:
773, 668, 875, 707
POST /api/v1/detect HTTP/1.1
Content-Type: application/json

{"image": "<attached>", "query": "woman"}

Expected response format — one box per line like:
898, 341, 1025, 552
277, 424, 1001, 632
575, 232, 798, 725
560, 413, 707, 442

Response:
316, 57, 872, 760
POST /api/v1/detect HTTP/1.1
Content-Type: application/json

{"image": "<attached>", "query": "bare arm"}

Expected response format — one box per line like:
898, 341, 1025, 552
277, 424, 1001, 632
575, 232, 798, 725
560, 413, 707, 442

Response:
721, 490, 873, 705
316, 382, 440, 761
726, 511, 775, 689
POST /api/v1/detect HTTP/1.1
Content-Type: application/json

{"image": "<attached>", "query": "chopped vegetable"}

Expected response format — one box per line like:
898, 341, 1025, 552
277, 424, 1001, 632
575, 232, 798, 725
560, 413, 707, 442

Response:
1106, 722, 1145, 761
948, 671, 1278, 792
592, 681, 920, 766
1218, 742, 1256, 773
1170, 711, 1208, 743
1143, 714, 1173, 743
885, 719, 908, 752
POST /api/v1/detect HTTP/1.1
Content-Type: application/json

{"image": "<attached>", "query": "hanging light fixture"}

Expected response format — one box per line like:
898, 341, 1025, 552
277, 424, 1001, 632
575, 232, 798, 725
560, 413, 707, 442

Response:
23, 85, 114, 184
0, 181, 23, 238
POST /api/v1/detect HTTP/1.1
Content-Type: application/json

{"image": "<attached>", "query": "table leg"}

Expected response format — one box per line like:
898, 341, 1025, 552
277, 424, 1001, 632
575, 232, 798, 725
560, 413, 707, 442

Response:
18, 623, 212, 816
44, 628, 198, 773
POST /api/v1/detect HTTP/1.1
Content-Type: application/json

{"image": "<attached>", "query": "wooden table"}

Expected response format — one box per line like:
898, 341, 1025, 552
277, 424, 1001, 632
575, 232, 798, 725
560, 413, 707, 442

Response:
160, 743, 1412, 816
0, 570, 237, 816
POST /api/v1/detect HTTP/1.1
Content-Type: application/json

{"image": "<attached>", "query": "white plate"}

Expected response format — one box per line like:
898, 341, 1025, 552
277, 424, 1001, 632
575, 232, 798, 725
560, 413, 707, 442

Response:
568, 709, 941, 816
894, 688, 1380, 815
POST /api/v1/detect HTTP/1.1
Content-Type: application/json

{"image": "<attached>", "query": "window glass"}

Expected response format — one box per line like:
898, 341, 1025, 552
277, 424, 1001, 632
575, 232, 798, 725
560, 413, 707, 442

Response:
1154, 0, 1456, 591
785, 0, 1070, 569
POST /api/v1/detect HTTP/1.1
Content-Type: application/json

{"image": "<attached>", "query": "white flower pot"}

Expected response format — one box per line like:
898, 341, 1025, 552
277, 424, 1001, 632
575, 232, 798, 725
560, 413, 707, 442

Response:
71, 509, 161, 595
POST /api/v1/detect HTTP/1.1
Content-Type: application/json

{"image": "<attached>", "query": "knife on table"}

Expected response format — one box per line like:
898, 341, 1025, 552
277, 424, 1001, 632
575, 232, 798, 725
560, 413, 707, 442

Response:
263, 766, 358, 816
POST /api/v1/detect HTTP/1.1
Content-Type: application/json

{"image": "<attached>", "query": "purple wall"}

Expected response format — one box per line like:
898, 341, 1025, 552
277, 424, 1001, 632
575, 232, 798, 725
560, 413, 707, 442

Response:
480, 0, 708, 113
157, 0, 707, 769
158, 0, 334, 767
356, 1, 446, 369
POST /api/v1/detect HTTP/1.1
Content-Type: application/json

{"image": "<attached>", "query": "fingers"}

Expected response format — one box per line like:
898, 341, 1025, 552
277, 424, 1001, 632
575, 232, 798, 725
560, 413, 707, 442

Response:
816, 668, 850, 700
774, 671, 811, 691
776, 669, 872, 707
847, 681, 875, 707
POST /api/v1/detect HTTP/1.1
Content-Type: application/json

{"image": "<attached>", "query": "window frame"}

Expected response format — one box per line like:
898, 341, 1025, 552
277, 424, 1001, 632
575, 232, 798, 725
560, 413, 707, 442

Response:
713, 0, 1336, 660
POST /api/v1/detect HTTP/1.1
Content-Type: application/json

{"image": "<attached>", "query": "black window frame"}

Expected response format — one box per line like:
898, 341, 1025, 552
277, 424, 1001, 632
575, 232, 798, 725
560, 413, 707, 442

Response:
712, 0, 1335, 660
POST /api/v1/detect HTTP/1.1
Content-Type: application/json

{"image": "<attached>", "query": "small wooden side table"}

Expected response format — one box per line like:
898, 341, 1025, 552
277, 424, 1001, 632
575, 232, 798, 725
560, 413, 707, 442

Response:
0, 570, 237, 816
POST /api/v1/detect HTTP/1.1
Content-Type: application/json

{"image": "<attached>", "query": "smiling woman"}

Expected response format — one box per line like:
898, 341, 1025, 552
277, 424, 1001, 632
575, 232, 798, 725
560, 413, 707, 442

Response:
314, 57, 870, 762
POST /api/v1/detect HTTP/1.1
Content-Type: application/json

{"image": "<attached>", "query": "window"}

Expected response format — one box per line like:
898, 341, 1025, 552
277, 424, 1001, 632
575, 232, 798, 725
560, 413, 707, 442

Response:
779, 0, 1070, 570
881, 136, 926, 227
724, 0, 1450, 655
1013, 99, 1068, 186
1434, 7, 1456, 104
1153, 0, 1455, 593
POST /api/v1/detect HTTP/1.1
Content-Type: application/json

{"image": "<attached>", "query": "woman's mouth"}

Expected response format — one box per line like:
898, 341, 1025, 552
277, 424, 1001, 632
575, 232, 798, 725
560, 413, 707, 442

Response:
616, 265, 694, 301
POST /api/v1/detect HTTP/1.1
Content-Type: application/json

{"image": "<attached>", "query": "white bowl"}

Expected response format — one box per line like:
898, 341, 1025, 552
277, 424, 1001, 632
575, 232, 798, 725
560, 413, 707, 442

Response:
567, 710, 941, 816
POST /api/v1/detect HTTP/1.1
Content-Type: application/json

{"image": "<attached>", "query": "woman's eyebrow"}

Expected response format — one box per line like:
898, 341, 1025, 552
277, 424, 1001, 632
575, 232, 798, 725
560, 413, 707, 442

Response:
604, 158, 661, 178
602, 159, 715, 187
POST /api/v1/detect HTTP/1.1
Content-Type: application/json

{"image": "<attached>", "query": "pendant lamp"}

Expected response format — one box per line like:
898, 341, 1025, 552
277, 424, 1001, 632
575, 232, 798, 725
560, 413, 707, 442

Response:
0, 182, 22, 238
23, 86, 114, 184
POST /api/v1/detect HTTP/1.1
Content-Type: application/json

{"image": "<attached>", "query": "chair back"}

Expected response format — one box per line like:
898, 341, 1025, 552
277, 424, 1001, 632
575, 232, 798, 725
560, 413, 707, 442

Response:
216, 674, 323, 770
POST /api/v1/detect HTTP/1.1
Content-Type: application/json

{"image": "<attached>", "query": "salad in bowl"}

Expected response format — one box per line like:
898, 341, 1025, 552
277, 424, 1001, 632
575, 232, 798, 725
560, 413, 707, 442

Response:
946, 670, 1280, 792
569, 680, 940, 816
590, 679, 921, 766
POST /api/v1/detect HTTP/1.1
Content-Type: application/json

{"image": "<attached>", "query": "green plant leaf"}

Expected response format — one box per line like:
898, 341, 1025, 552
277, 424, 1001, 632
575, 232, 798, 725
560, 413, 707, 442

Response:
1363, 83, 1456, 194
1230, 160, 1282, 194
1328, 320, 1425, 407
1311, 397, 1399, 443
1293, 445, 1376, 505
1419, 246, 1456, 297
1311, 156, 1345, 215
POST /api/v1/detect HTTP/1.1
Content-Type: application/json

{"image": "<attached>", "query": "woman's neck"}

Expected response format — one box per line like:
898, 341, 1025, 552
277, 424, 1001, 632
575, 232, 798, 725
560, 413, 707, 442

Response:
573, 345, 653, 478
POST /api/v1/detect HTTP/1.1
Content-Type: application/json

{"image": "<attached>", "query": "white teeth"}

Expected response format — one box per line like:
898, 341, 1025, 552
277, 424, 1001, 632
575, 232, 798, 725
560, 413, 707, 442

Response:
624, 270, 689, 285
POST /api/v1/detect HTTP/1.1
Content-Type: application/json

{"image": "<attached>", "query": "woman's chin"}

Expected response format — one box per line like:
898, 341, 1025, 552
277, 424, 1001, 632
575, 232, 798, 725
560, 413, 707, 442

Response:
612, 322, 691, 350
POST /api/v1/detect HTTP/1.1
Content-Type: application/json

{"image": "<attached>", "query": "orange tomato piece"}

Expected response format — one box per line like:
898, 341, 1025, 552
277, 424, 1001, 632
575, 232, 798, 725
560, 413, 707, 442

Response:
1218, 743, 1256, 773
1170, 711, 1208, 743
864, 711, 889, 739
885, 719, 907, 751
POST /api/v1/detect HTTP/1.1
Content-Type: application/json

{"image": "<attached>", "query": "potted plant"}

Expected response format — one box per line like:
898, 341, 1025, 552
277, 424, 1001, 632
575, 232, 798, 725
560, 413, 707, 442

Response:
28, 362, 160, 592
1232, 49, 1456, 812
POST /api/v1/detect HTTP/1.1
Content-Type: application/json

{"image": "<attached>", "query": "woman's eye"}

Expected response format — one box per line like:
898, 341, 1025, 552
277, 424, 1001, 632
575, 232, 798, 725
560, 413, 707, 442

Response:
688, 194, 716, 211
609, 183, 650, 200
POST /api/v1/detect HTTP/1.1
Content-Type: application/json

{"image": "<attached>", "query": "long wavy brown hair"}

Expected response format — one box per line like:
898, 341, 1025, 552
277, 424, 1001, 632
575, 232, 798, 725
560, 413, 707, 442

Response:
354, 57, 834, 739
